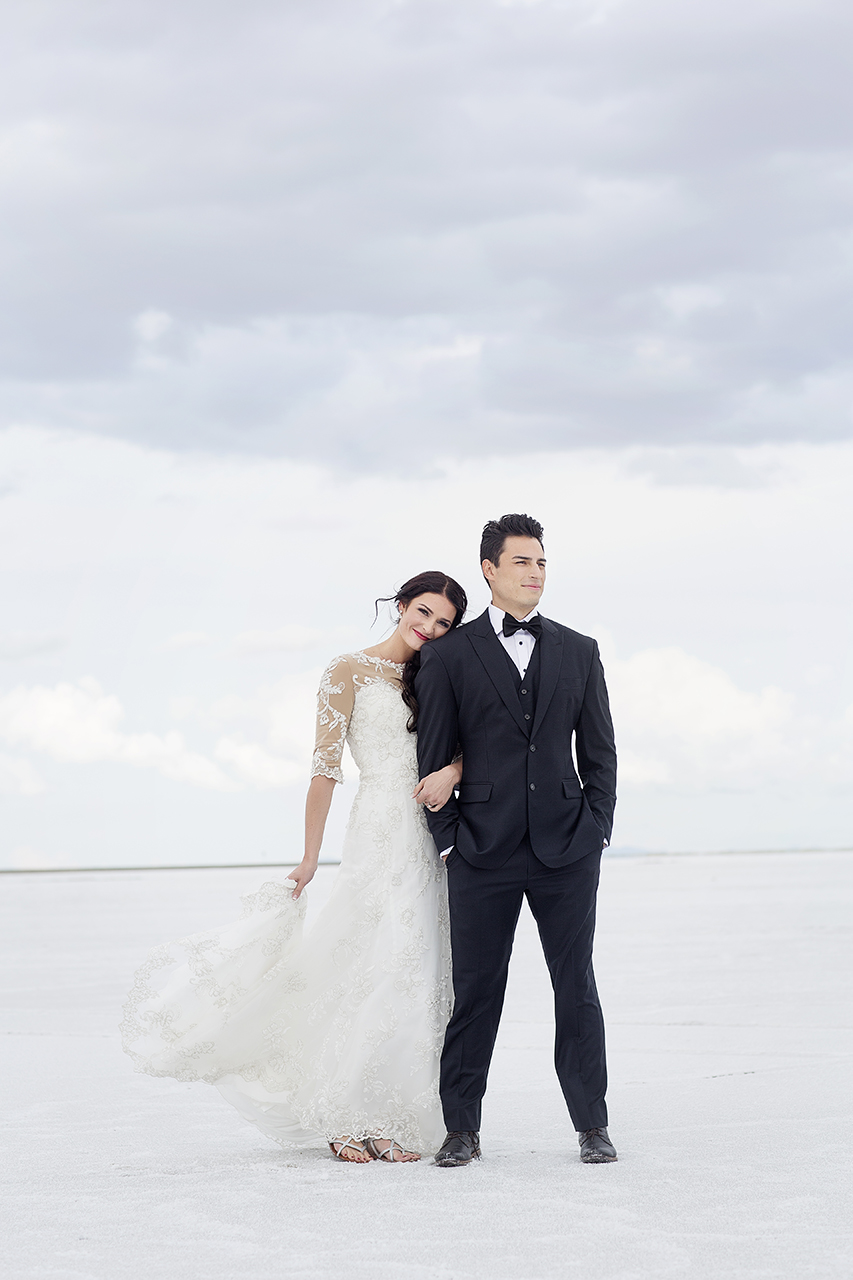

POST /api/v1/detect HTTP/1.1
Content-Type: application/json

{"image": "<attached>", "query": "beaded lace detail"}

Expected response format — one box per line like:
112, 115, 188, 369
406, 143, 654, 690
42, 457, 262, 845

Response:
311, 652, 405, 784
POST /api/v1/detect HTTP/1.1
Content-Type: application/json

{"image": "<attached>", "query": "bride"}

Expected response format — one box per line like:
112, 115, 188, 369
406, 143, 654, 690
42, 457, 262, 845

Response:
121, 571, 467, 1163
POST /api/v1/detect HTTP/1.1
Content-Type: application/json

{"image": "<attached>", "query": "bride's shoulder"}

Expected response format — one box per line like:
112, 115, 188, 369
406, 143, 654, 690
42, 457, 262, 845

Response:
323, 651, 403, 677
324, 651, 355, 668
318, 652, 356, 686
350, 649, 405, 675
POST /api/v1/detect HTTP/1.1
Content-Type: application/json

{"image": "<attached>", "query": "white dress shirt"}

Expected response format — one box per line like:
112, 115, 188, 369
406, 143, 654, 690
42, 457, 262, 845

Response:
488, 603, 540, 676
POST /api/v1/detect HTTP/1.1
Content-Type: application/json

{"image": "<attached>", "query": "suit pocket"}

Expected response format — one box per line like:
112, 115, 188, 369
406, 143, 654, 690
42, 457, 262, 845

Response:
458, 782, 493, 803
559, 677, 585, 691
562, 777, 582, 797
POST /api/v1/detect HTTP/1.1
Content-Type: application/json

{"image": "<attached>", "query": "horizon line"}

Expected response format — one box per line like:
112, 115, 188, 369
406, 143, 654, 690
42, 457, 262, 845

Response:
2, 846, 852, 875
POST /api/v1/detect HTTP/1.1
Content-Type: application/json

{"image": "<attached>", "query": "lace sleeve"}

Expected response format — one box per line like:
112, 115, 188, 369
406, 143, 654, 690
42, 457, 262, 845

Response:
311, 656, 355, 783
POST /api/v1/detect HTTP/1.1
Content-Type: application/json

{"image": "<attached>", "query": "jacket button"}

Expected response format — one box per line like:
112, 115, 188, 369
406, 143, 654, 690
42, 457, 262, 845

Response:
524, 714, 531, 720
529, 783, 536, 791
529, 744, 536, 752
520, 688, 527, 694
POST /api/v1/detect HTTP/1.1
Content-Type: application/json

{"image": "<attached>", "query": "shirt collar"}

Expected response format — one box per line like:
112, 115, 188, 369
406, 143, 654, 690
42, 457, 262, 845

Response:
488, 603, 540, 634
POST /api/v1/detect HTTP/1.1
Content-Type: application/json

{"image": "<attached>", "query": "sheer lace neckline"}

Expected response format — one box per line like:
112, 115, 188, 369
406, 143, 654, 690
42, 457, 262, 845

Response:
353, 650, 405, 672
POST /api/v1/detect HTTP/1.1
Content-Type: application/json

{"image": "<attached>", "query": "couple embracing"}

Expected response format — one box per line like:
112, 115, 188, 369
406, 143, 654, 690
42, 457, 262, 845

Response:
122, 513, 618, 1167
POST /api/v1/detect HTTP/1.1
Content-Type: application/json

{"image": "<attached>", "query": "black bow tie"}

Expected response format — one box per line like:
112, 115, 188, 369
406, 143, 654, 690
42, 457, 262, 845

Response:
502, 613, 542, 639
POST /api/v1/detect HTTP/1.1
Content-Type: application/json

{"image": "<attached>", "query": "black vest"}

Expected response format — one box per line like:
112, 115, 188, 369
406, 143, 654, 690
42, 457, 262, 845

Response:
498, 638, 541, 734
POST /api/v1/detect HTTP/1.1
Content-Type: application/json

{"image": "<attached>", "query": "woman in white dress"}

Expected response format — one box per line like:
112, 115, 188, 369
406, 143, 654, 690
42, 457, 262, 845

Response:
121, 571, 467, 1163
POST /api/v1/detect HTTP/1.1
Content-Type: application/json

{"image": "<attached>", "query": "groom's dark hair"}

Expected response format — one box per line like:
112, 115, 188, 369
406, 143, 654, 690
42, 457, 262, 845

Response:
480, 513, 544, 568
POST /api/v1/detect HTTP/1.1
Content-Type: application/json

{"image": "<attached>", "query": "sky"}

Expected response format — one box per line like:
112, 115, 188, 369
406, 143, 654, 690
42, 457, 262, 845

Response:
1, 0, 852, 868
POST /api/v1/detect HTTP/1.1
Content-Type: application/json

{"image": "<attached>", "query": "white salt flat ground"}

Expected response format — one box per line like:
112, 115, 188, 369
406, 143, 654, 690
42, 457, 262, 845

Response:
2, 851, 852, 1280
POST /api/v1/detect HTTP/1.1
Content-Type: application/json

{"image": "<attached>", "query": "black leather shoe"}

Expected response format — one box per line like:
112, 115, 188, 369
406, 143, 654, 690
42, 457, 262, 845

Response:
578, 1127, 617, 1163
434, 1131, 481, 1167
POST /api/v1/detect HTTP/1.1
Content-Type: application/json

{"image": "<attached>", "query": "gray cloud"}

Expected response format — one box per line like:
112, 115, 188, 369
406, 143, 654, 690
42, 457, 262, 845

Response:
0, 634, 66, 661
1, 0, 852, 465
622, 446, 782, 489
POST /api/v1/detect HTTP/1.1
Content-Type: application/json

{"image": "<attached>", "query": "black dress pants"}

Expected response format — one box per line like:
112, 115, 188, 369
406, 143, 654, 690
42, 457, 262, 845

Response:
440, 836, 608, 1134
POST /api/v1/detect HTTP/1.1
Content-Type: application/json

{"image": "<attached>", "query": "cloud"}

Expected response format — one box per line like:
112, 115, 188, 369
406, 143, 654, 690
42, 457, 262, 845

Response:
1, 0, 852, 465
214, 738, 303, 789
4, 845, 70, 870
159, 631, 214, 652
185, 671, 321, 785
161, 671, 323, 791
0, 677, 234, 790
230, 626, 326, 655
0, 633, 66, 660
0, 752, 45, 796
606, 646, 797, 789
621, 446, 781, 489
0, 671, 320, 795
1, 421, 850, 859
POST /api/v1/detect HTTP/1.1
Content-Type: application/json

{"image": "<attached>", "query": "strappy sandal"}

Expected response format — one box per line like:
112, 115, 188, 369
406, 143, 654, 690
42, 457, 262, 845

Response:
329, 1137, 373, 1163
365, 1137, 421, 1163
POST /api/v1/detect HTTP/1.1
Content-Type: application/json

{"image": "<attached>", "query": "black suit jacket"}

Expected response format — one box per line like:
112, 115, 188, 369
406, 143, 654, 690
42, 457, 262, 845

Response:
415, 609, 617, 868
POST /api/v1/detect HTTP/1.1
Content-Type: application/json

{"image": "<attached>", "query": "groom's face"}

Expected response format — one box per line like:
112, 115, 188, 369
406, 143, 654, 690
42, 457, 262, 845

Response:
483, 536, 546, 616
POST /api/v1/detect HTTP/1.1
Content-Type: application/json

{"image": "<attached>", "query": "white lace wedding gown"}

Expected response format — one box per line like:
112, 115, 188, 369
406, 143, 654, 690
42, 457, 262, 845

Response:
121, 653, 452, 1153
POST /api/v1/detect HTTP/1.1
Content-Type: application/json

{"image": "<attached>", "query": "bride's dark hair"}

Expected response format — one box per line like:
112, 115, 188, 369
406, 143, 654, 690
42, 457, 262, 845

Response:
376, 571, 467, 732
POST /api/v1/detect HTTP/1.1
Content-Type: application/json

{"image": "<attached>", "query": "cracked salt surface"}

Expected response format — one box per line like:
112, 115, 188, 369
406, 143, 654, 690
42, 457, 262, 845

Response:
2, 852, 851, 1279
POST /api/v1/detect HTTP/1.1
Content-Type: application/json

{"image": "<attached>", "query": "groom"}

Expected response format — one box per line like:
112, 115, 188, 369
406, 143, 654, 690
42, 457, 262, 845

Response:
416, 513, 618, 1166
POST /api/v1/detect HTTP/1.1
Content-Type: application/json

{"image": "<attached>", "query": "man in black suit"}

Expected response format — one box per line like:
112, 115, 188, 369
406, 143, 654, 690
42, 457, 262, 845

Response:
416, 513, 618, 1167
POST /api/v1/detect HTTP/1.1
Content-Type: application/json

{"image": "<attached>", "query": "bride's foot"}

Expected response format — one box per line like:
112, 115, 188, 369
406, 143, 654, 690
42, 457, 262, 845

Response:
365, 1137, 421, 1163
329, 1137, 373, 1163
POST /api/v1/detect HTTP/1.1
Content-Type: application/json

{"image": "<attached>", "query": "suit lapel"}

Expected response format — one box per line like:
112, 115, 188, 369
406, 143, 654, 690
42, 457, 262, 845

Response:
531, 616, 563, 739
467, 610, 528, 736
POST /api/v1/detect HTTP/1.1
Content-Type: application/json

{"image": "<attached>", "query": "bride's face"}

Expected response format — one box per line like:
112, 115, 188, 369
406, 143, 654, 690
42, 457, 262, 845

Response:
397, 593, 457, 651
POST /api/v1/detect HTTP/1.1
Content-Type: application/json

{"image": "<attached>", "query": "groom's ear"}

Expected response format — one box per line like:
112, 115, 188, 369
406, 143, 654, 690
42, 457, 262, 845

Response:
482, 558, 496, 583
